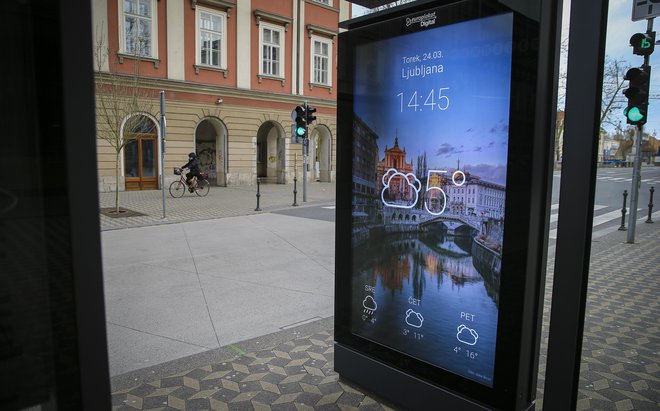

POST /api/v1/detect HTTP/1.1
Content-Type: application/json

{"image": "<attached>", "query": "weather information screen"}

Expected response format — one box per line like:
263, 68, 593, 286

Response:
350, 12, 513, 387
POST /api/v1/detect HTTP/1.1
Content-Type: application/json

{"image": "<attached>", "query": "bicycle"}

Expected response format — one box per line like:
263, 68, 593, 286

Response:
169, 167, 210, 198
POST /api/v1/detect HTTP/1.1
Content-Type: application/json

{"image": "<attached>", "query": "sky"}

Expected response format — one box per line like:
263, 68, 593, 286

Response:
353, 13, 514, 186
353, 0, 660, 135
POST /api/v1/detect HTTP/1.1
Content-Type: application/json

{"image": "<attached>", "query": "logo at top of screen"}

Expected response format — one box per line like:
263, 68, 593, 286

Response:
406, 12, 437, 28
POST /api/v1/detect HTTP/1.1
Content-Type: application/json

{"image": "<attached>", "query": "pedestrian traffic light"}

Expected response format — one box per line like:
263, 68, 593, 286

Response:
305, 105, 317, 124
294, 104, 307, 138
630, 32, 655, 56
623, 65, 651, 125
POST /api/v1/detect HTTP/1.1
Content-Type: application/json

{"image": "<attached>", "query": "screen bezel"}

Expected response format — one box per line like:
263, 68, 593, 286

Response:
335, 1, 542, 409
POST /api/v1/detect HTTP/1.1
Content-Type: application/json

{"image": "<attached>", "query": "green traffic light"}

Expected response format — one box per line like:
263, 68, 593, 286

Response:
626, 106, 644, 122
296, 126, 306, 136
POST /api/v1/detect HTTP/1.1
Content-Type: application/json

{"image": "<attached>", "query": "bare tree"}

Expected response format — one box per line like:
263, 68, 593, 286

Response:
555, 36, 629, 165
600, 57, 629, 132
555, 39, 569, 165
94, 24, 156, 213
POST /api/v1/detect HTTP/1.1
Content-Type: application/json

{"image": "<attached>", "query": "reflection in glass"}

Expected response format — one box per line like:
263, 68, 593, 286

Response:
124, 140, 138, 177
141, 139, 155, 177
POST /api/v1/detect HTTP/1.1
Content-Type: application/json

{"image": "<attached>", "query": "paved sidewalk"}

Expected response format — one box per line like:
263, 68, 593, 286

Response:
99, 182, 336, 231
104, 184, 658, 410
536, 225, 659, 411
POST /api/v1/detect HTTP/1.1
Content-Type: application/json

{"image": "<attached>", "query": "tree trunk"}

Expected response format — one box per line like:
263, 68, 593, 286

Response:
115, 150, 120, 213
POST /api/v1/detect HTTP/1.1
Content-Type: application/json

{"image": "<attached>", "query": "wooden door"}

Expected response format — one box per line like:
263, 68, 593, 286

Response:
124, 134, 159, 190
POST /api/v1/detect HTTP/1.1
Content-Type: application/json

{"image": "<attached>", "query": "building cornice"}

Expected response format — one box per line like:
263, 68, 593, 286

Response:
191, 0, 235, 17
306, 24, 338, 43
94, 72, 337, 108
254, 9, 293, 31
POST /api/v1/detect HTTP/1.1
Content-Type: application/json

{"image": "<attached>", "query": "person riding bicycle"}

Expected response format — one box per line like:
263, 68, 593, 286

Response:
180, 152, 202, 192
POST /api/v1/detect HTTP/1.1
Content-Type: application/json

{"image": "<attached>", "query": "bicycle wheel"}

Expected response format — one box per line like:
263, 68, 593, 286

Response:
169, 181, 186, 198
195, 180, 210, 197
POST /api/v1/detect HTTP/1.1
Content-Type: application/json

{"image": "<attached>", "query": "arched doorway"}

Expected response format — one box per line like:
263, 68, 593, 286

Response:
195, 117, 228, 186
310, 125, 332, 182
122, 114, 159, 191
256, 121, 285, 183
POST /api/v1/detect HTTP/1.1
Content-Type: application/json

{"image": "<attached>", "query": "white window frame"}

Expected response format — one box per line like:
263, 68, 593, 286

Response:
310, 35, 332, 87
259, 22, 285, 79
195, 6, 227, 70
312, 0, 332, 6
118, 0, 158, 59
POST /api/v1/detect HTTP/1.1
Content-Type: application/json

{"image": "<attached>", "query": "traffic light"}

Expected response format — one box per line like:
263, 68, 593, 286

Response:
630, 31, 656, 56
305, 105, 317, 124
623, 65, 651, 125
294, 104, 307, 139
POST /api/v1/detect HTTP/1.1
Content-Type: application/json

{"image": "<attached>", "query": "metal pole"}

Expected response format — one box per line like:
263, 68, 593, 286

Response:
160, 91, 167, 219
293, 152, 299, 206
627, 17, 654, 243
627, 125, 643, 242
646, 186, 655, 223
303, 100, 308, 202
618, 190, 628, 230
255, 177, 262, 211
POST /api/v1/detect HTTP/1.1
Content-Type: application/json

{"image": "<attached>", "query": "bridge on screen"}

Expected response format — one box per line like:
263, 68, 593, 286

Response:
384, 208, 482, 233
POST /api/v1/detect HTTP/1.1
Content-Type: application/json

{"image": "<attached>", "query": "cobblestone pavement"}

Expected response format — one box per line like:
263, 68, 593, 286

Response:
99, 182, 336, 231
107, 185, 659, 410
536, 228, 660, 411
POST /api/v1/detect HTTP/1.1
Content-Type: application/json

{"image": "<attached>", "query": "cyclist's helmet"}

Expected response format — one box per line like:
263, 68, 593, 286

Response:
188, 152, 197, 160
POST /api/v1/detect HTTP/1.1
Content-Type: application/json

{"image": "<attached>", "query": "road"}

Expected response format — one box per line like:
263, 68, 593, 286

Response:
274, 167, 660, 244
550, 166, 659, 242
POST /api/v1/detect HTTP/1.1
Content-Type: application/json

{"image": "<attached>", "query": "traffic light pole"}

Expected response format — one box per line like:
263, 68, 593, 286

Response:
303, 100, 308, 202
627, 17, 654, 243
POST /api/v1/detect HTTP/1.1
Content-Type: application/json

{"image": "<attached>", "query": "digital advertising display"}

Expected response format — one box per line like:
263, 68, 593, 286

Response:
351, 12, 512, 388
335, 2, 549, 409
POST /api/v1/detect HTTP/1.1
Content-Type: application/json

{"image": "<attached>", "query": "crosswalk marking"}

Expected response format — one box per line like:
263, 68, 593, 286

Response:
548, 208, 643, 239
322, 206, 336, 210
596, 176, 658, 184
589, 210, 660, 239
548, 205, 606, 224
591, 209, 630, 226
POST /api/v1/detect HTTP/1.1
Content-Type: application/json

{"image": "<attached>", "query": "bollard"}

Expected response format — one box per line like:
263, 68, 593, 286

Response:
618, 189, 628, 231
646, 186, 655, 224
255, 178, 262, 211
292, 175, 298, 206
293, 153, 299, 206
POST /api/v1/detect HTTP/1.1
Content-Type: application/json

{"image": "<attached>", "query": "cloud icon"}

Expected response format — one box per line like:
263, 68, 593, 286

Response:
381, 168, 421, 209
363, 295, 377, 311
456, 324, 479, 345
405, 309, 424, 328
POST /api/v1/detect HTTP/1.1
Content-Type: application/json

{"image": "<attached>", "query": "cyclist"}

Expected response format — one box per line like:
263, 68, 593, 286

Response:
180, 152, 202, 192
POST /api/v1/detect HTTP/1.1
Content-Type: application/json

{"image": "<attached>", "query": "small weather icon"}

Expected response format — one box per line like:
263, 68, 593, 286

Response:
363, 295, 377, 314
405, 309, 424, 328
381, 168, 421, 209
456, 324, 479, 345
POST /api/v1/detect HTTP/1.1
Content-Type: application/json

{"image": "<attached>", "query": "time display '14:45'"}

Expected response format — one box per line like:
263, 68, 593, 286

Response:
397, 88, 450, 112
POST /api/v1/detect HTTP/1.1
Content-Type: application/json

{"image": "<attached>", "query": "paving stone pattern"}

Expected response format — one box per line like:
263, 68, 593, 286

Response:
99, 183, 336, 231
108, 184, 659, 410
535, 229, 660, 411
112, 330, 396, 411
111, 230, 659, 411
